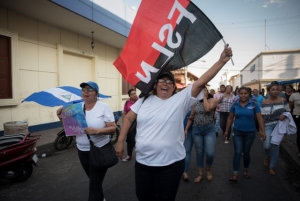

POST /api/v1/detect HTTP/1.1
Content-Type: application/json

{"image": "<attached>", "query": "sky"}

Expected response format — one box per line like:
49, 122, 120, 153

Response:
122, 0, 300, 89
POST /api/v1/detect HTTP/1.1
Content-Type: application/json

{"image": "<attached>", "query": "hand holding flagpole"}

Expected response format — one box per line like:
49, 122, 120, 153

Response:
222, 39, 234, 66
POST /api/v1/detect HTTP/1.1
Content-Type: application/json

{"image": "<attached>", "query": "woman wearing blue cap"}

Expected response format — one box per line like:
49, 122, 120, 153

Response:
116, 45, 232, 201
57, 81, 116, 201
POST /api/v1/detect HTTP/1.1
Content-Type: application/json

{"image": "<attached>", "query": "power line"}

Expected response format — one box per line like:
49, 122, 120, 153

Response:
188, 66, 300, 72
217, 15, 300, 29
217, 14, 300, 25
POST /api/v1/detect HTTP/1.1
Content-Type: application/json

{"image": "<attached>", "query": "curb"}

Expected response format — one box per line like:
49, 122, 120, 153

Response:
36, 141, 76, 158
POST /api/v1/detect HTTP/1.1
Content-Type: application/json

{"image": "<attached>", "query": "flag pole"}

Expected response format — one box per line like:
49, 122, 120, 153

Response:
222, 38, 234, 66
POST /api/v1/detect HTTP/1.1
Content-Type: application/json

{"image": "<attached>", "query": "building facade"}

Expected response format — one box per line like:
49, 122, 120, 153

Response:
240, 49, 300, 91
228, 74, 241, 91
0, 0, 132, 131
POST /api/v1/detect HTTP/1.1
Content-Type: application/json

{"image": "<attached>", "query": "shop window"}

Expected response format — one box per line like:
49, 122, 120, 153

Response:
0, 35, 12, 99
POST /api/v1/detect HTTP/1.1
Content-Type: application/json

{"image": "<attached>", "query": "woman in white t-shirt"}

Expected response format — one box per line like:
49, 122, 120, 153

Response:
116, 45, 232, 201
57, 81, 116, 201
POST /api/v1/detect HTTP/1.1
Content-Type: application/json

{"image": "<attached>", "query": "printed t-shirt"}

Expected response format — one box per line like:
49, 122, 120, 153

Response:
230, 100, 260, 132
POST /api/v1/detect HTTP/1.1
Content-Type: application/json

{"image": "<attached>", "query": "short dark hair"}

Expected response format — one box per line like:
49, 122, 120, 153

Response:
220, 84, 225, 88
267, 81, 279, 91
128, 89, 136, 96
225, 85, 233, 91
238, 86, 251, 95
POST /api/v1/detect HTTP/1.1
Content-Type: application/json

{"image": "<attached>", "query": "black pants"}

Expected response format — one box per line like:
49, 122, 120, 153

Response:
78, 149, 108, 201
293, 115, 300, 152
126, 131, 136, 157
220, 112, 232, 139
135, 159, 184, 201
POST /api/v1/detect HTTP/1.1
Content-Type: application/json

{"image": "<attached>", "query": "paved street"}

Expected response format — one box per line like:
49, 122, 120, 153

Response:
0, 135, 299, 201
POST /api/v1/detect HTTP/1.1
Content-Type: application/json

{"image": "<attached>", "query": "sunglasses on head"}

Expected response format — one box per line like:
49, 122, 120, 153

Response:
82, 88, 95, 92
157, 79, 173, 84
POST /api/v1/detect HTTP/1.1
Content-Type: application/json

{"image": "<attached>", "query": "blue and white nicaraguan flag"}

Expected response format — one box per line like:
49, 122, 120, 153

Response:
22, 86, 111, 107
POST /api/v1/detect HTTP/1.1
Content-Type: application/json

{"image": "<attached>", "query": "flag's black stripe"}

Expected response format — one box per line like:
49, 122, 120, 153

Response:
136, 2, 223, 94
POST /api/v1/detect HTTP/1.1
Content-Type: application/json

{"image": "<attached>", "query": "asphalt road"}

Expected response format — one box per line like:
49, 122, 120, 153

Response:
1, 135, 300, 201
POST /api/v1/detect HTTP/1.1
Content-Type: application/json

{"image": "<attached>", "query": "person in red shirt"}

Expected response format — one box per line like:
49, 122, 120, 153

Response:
122, 89, 138, 161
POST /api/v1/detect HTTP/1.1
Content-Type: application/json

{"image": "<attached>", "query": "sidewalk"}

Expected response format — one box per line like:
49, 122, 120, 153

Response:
31, 127, 70, 157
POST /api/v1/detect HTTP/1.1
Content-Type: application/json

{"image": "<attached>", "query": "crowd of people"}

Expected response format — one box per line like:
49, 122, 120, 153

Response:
180, 81, 298, 183
120, 81, 299, 195
56, 44, 299, 201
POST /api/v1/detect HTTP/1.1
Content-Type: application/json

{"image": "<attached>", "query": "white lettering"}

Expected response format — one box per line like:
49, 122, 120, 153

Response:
159, 24, 182, 49
135, 0, 197, 84
135, 61, 159, 83
152, 42, 174, 60
152, 42, 174, 67
168, 0, 196, 24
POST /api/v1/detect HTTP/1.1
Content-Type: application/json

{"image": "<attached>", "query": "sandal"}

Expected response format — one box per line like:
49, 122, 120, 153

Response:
243, 170, 249, 179
229, 173, 238, 183
194, 175, 203, 183
194, 168, 203, 183
206, 167, 213, 181
269, 168, 276, 176
183, 172, 189, 181
264, 157, 270, 167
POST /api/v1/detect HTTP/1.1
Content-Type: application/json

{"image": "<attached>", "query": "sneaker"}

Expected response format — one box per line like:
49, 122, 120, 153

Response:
122, 155, 132, 162
224, 139, 229, 144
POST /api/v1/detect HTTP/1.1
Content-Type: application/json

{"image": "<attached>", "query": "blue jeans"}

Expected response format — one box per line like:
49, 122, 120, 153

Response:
215, 111, 220, 133
192, 123, 216, 168
232, 130, 255, 173
184, 128, 193, 172
264, 123, 280, 168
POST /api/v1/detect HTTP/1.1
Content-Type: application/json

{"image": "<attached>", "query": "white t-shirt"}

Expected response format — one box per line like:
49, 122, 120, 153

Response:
76, 101, 115, 151
131, 84, 203, 166
290, 92, 300, 115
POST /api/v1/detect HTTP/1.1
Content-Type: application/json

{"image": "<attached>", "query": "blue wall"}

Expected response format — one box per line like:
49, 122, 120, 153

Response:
0, 121, 62, 136
50, 0, 131, 37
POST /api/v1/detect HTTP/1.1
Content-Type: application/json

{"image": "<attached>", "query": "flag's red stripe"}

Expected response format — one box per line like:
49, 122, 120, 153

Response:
114, 0, 190, 86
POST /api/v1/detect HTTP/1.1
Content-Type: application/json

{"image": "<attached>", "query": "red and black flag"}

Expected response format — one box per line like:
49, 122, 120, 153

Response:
114, 0, 223, 95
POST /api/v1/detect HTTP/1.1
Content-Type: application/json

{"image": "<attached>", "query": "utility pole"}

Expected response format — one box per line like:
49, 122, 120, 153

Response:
264, 19, 267, 50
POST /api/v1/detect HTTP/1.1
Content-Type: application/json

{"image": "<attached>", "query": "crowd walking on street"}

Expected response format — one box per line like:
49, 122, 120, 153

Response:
53, 47, 300, 201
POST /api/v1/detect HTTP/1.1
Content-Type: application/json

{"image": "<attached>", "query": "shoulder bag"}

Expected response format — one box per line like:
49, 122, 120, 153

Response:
84, 105, 118, 169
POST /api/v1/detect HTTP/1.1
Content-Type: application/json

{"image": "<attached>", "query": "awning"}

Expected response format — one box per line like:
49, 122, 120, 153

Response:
277, 79, 300, 85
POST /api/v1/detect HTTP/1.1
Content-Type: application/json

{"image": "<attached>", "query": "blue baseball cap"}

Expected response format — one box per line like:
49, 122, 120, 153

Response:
80, 81, 99, 93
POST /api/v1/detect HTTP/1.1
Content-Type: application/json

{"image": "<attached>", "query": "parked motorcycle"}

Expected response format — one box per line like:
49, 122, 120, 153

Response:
54, 112, 122, 151
0, 133, 39, 183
